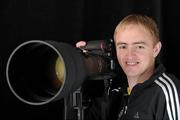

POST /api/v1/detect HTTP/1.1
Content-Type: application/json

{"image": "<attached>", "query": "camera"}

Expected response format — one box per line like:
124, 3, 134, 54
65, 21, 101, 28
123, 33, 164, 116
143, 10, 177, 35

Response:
6, 39, 117, 106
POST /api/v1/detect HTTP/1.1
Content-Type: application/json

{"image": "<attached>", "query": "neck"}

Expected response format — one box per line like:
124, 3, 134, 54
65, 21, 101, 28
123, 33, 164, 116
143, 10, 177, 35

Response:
127, 65, 155, 90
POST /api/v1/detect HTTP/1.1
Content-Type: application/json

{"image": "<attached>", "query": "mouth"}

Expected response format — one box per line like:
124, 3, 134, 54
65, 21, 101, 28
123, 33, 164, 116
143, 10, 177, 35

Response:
126, 61, 139, 66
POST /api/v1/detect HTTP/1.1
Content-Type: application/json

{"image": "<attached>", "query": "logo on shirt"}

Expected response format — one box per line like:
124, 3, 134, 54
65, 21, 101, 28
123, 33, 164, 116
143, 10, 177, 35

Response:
133, 112, 140, 119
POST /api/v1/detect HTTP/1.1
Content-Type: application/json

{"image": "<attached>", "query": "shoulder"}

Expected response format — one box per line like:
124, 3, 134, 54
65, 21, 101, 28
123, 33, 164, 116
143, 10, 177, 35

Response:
154, 72, 180, 93
154, 72, 180, 120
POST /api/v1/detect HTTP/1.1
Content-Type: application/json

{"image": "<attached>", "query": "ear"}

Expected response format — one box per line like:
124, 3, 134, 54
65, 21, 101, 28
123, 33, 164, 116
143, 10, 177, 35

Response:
153, 41, 162, 58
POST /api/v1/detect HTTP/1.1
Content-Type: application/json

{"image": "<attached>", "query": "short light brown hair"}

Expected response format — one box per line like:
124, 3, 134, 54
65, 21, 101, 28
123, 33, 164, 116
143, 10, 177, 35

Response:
114, 14, 160, 43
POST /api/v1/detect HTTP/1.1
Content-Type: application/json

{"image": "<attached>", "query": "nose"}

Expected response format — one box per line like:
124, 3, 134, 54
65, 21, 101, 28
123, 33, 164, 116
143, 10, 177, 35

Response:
126, 48, 136, 58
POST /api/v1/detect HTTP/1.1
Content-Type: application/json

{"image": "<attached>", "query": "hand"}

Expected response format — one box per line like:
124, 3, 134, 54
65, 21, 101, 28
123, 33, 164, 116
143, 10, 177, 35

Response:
76, 41, 88, 53
76, 41, 86, 48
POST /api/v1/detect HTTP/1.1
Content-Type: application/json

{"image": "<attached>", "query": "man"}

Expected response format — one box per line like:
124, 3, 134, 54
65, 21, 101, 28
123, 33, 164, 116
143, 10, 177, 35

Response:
73, 14, 180, 120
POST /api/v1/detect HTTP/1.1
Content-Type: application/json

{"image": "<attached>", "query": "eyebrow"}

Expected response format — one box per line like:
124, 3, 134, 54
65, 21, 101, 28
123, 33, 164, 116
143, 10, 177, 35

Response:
133, 41, 147, 45
116, 42, 126, 46
116, 41, 147, 46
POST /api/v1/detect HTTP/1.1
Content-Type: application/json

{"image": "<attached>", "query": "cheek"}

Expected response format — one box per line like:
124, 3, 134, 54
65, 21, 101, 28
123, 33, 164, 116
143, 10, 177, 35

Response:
140, 52, 155, 63
116, 52, 124, 64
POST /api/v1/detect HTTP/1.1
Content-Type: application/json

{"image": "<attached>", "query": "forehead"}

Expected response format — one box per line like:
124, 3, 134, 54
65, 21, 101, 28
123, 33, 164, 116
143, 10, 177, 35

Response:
115, 24, 154, 44
116, 24, 150, 36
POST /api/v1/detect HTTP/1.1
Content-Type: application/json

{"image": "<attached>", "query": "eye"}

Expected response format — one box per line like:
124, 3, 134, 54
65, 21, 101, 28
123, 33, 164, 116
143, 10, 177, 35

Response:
118, 45, 126, 49
137, 45, 144, 49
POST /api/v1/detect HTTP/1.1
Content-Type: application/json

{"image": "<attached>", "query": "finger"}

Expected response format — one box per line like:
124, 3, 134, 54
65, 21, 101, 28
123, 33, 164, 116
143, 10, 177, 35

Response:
76, 41, 86, 48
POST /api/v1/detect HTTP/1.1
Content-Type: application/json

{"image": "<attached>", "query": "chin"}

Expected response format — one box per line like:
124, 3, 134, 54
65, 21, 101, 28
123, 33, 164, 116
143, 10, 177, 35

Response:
125, 71, 139, 77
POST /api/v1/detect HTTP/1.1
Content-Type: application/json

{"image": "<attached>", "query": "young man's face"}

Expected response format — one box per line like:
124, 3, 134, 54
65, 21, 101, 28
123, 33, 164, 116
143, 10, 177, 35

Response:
114, 24, 161, 79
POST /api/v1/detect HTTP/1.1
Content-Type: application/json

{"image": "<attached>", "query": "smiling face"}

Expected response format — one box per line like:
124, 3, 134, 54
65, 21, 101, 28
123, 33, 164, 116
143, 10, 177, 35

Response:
114, 24, 161, 80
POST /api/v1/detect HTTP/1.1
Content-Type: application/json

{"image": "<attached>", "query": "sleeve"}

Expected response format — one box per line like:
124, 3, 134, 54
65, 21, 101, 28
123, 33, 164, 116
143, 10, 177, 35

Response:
154, 92, 170, 120
84, 95, 111, 120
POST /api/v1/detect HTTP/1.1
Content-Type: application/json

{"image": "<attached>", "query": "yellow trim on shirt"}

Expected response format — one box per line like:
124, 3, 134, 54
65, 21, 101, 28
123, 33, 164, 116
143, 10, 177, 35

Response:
127, 87, 131, 95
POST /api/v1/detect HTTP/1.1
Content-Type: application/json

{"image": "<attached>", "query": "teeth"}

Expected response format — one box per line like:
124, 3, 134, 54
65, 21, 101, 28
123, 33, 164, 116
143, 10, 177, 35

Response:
126, 62, 138, 65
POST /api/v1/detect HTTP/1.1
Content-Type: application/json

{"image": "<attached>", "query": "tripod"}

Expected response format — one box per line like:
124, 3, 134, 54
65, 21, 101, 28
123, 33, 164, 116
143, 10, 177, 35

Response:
63, 78, 112, 120
64, 87, 87, 120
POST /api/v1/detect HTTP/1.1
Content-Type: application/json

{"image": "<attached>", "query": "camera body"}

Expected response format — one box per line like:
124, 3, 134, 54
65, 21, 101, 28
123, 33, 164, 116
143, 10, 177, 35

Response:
80, 39, 117, 80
